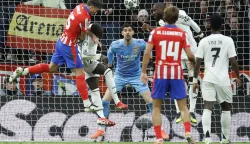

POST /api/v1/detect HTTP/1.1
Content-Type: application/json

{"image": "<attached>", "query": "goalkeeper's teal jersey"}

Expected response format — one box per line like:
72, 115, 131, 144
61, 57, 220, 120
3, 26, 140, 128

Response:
107, 38, 146, 77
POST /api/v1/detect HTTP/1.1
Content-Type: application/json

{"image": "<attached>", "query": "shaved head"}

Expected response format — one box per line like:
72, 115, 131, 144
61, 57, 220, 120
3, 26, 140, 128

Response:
155, 2, 166, 10
152, 2, 166, 21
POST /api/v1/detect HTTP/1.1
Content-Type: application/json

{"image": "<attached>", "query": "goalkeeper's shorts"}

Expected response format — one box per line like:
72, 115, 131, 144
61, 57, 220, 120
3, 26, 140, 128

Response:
114, 75, 150, 94
152, 79, 187, 100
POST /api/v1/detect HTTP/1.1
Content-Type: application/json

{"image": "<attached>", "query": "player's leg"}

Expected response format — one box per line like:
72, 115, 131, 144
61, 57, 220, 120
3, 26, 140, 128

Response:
85, 74, 115, 127
187, 60, 198, 124
201, 81, 216, 144
91, 75, 126, 139
132, 78, 169, 140
151, 79, 168, 144
216, 86, 233, 144
9, 39, 64, 82
61, 43, 98, 111
170, 79, 196, 143
92, 63, 128, 109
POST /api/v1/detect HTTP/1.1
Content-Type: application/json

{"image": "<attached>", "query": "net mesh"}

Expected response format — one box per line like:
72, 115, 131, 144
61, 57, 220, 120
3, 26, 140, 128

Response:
0, 0, 249, 142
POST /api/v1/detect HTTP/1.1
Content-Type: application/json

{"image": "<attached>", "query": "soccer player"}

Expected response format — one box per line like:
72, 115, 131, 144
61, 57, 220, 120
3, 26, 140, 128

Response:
142, 2, 204, 124
193, 14, 242, 144
79, 23, 128, 126
90, 23, 169, 140
141, 6, 196, 144
9, 0, 103, 111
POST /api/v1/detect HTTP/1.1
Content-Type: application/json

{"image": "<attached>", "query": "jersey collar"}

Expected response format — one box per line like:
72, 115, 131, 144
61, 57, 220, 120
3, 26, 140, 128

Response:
164, 24, 178, 28
84, 5, 91, 15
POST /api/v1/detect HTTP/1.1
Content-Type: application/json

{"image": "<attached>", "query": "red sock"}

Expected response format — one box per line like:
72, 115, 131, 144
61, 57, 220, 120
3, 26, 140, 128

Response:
28, 63, 50, 74
154, 125, 162, 139
76, 75, 88, 100
184, 121, 191, 133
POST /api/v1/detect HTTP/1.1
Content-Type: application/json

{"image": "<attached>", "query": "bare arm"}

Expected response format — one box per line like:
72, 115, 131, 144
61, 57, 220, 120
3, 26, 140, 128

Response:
194, 57, 202, 78
230, 57, 240, 78
142, 43, 154, 74
184, 48, 195, 66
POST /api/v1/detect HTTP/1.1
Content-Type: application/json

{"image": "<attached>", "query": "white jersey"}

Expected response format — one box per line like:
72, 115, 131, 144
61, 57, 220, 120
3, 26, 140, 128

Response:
196, 34, 237, 86
79, 24, 101, 60
159, 10, 201, 59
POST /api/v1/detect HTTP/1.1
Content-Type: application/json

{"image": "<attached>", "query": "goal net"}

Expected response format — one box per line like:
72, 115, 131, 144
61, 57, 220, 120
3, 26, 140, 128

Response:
0, 0, 249, 142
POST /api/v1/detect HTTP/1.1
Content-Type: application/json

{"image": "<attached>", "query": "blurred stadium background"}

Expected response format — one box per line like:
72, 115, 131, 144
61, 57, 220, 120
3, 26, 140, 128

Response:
0, 0, 249, 143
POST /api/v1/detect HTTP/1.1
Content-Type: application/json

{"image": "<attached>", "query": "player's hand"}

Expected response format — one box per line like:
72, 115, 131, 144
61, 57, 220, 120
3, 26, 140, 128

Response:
188, 61, 194, 70
194, 32, 204, 39
104, 8, 113, 15
236, 77, 242, 87
193, 83, 199, 94
92, 35, 102, 48
140, 73, 148, 84
142, 23, 152, 32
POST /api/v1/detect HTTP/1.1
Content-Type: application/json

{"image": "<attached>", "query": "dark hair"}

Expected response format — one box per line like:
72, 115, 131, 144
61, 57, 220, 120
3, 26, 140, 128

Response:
90, 23, 103, 39
87, 0, 102, 9
163, 6, 179, 24
122, 23, 134, 31
210, 14, 222, 31
154, 2, 166, 11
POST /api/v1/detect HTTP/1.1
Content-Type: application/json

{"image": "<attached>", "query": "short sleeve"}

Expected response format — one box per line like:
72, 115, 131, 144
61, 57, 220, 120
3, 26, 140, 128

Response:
182, 32, 190, 49
139, 39, 147, 50
147, 30, 156, 45
227, 38, 237, 58
196, 39, 205, 58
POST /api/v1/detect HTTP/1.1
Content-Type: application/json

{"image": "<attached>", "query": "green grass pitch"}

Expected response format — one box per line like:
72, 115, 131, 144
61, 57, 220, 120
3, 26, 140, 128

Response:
0, 142, 249, 144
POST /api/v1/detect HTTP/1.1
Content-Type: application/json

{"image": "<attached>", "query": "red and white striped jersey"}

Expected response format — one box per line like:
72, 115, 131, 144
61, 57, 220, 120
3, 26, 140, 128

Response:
60, 4, 90, 46
148, 25, 190, 79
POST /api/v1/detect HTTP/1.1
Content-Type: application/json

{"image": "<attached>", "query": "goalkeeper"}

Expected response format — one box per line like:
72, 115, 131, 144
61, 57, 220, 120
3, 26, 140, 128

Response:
142, 2, 204, 124
78, 23, 128, 126
90, 23, 169, 140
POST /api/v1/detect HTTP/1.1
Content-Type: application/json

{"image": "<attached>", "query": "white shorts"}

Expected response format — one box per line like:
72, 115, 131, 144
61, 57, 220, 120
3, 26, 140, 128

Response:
82, 59, 99, 79
201, 81, 233, 103
181, 59, 193, 77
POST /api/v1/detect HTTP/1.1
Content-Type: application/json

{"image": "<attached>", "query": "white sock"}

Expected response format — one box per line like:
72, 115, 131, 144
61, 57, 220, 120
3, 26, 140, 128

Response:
174, 100, 180, 113
202, 109, 212, 138
221, 111, 231, 140
104, 69, 120, 104
83, 99, 91, 107
22, 68, 29, 75
98, 125, 106, 131
189, 84, 197, 113
91, 88, 105, 118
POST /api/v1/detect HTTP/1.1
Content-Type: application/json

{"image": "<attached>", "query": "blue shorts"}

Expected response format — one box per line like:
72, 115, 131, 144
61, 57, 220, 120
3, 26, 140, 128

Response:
152, 79, 187, 100
114, 75, 150, 94
51, 39, 83, 68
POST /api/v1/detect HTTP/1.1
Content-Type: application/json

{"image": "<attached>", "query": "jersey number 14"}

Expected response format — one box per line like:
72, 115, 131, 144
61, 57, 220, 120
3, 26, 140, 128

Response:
159, 40, 180, 60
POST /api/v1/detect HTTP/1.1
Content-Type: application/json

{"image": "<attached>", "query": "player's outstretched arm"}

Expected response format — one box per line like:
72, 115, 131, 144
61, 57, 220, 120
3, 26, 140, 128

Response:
179, 14, 204, 38
230, 57, 242, 87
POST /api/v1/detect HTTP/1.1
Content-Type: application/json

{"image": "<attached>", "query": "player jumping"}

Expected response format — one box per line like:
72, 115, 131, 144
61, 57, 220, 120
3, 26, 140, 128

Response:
78, 23, 128, 126
9, 1, 103, 112
90, 23, 169, 140
193, 14, 242, 144
141, 6, 196, 144
142, 2, 204, 124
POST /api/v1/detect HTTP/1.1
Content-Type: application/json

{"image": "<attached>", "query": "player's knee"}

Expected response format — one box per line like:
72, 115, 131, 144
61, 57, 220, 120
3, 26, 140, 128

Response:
48, 63, 58, 73
141, 91, 152, 103
220, 101, 231, 111
203, 101, 215, 111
